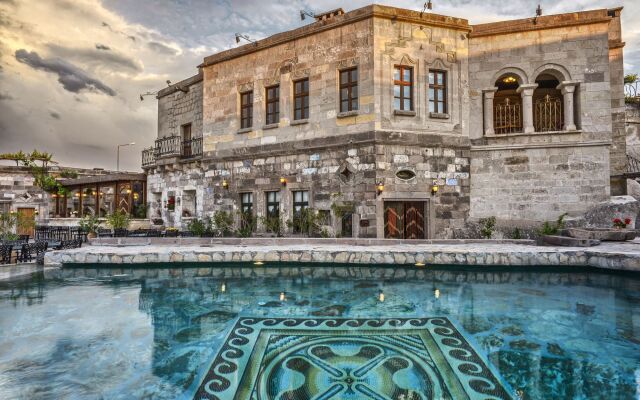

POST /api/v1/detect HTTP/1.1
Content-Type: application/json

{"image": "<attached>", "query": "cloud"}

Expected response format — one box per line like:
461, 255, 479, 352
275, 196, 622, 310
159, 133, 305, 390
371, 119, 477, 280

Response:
95, 43, 110, 50
147, 41, 178, 55
14, 49, 117, 96
0, 91, 12, 101
49, 110, 61, 119
47, 43, 143, 73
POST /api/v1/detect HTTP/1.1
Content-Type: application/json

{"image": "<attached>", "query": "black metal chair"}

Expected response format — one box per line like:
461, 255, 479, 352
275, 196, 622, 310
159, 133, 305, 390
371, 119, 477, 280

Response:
114, 229, 129, 237
0, 244, 12, 264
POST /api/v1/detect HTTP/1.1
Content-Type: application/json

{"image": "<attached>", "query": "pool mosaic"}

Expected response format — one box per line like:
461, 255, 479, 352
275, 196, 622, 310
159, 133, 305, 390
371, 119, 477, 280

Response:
194, 317, 514, 400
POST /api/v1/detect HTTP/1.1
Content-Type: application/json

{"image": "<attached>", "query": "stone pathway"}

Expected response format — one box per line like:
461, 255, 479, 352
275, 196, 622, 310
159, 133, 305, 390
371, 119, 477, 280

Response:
43, 239, 640, 272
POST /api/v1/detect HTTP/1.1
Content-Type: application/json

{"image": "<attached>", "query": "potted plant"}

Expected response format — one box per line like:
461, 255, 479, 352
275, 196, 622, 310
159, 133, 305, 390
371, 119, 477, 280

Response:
106, 210, 130, 235
79, 215, 100, 239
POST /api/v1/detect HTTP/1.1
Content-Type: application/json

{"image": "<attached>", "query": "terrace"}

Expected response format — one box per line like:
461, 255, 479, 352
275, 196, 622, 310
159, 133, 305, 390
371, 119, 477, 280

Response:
142, 136, 203, 168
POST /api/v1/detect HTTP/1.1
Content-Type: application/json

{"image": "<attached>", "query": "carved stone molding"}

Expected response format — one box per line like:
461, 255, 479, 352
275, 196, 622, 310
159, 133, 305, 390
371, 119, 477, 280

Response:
238, 82, 253, 93
337, 57, 360, 69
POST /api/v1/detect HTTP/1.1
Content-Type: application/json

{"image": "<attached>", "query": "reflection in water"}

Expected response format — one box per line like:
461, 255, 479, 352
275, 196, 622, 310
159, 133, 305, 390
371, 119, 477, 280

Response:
0, 266, 638, 399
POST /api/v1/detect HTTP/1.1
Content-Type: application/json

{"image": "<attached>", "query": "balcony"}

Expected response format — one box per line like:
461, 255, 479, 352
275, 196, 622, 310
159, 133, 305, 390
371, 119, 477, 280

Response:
141, 136, 203, 168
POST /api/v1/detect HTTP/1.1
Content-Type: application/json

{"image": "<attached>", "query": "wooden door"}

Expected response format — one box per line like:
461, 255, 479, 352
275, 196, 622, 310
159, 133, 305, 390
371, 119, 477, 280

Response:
17, 208, 35, 238
384, 201, 425, 239
404, 202, 425, 239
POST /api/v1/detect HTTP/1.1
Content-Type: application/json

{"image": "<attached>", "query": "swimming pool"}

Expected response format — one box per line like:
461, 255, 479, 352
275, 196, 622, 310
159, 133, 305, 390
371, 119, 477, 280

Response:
0, 264, 638, 399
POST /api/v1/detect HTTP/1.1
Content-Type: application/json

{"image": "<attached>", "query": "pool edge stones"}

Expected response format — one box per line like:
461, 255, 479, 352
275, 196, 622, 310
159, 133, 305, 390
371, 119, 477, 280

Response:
193, 317, 514, 400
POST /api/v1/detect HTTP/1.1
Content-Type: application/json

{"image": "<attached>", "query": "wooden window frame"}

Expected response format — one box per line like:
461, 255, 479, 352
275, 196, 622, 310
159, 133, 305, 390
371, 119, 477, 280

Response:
265, 85, 280, 125
429, 70, 447, 114
394, 65, 414, 111
293, 79, 309, 120
240, 91, 253, 129
339, 67, 358, 112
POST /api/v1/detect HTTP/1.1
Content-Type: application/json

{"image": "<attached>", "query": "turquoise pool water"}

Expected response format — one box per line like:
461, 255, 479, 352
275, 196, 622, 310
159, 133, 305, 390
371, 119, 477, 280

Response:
0, 265, 638, 399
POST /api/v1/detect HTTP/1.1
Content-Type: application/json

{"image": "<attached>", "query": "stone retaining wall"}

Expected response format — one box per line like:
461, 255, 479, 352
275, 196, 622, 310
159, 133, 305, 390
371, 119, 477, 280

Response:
44, 243, 640, 272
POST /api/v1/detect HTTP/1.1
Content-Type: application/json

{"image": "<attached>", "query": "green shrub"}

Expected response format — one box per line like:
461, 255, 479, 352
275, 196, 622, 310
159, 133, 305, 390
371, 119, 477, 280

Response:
212, 210, 234, 237
511, 227, 522, 240
187, 218, 207, 236
538, 213, 568, 236
260, 214, 283, 237
287, 208, 322, 237
78, 215, 100, 234
106, 210, 130, 230
236, 211, 255, 238
479, 216, 496, 239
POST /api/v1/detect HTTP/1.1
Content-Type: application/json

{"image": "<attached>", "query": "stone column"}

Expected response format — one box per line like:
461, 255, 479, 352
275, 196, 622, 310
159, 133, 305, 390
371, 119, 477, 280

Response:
517, 84, 538, 134
557, 82, 578, 131
482, 88, 498, 136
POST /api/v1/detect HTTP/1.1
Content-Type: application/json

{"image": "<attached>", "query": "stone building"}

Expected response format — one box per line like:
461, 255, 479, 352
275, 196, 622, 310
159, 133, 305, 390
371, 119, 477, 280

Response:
0, 164, 146, 235
142, 5, 626, 239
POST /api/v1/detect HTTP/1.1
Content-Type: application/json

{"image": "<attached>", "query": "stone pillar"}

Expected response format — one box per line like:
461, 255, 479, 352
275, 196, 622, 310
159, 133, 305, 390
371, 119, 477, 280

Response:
557, 82, 578, 131
517, 84, 538, 134
482, 87, 498, 136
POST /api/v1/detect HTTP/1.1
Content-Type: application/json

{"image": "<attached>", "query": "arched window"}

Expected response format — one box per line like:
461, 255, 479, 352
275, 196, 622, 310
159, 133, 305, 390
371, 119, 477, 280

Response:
533, 74, 563, 132
493, 74, 522, 134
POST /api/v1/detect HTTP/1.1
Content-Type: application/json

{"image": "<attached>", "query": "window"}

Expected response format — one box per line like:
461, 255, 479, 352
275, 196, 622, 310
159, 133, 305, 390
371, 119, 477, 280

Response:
240, 91, 253, 129
292, 190, 309, 233
339, 68, 358, 112
265, 85, 279, 125
0, 202, 9, 215
341, 212, 353, 238
240, 192, 254, 231
241, 192, 253, 214
394, 66, 413, 111
293, 79, 309, 120
266, 191, 280, 218
429, 70, 447, 114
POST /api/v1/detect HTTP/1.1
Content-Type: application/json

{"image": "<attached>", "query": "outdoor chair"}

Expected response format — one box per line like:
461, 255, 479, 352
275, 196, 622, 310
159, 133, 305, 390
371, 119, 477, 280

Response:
0, 244, 12, 265
18, 235, 30, 243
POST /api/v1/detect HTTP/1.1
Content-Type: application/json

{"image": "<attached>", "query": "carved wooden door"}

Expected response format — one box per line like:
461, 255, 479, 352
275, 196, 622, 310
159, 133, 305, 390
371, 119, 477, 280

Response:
384, 202, 425, 239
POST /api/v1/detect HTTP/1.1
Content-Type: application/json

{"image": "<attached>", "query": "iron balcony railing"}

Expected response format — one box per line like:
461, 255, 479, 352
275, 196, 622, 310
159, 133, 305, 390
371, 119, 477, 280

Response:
494, 97, 522, 134
182, 137, 203, 159
142, 136, 203, 167
142, 147, 155, 168
534, 95, 563, 132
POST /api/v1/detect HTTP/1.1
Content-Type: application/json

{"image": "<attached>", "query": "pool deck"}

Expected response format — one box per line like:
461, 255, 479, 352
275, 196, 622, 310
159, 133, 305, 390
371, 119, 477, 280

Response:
42, 238, 640, 272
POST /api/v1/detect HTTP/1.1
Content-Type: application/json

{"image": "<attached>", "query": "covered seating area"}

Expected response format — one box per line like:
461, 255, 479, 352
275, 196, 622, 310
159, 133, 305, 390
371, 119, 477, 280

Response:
49, 173, 147, 219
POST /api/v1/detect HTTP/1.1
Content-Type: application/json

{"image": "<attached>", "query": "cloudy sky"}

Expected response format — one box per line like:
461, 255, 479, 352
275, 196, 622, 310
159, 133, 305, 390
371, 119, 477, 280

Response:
0, 0, 637, 171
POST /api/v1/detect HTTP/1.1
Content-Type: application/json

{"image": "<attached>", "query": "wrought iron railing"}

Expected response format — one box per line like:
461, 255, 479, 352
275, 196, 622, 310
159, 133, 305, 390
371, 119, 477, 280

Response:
494, 98, 522, 134
534, 95, 563, 132
142, 136, 203, 167
155, 136, 181, 158
182, 137, 203, 158
142, 147, 155, 167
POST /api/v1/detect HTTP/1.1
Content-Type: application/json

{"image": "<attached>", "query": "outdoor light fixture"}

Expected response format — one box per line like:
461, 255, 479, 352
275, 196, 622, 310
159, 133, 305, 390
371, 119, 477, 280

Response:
376, 182, 385, 195
51, 193, 58, 198
235, 33, 258, 46
378, 290, 385, 302
222, 179, 229, 189
139, 91, 158, 101
415, 262, 425, 267
280, 177, 287, 186
34, 210, 39, 216
431, 181, 439, 195
502, 76, 517, 84
420, 1, 433, 18
254, 261, 264, 266
300, 10, 315, 20
536, 4, 542, 17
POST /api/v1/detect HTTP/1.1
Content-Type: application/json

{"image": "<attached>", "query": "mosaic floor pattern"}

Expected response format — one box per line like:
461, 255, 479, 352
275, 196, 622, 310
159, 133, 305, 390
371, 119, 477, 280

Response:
194, 318, 514, 400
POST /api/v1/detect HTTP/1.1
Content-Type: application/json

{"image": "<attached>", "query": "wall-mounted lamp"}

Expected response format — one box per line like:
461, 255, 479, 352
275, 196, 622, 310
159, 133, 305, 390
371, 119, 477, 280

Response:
235, 33, 258, 46
222, 179, 229, 189
34, 210, 39, 216
420, 1, 433, 18
376, 182, 385, 195
51, 193, 58, 198
300, 10, 315, 20
431, 181, 439, 195
279, 177, 287, 186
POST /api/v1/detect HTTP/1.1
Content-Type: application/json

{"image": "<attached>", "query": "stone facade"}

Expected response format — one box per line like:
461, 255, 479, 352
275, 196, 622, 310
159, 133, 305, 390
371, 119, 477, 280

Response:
144, 5, 626, 238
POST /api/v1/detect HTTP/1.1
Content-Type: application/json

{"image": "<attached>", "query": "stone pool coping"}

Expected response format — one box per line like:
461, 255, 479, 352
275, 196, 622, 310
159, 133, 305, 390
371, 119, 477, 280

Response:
44, 240, 640, 272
